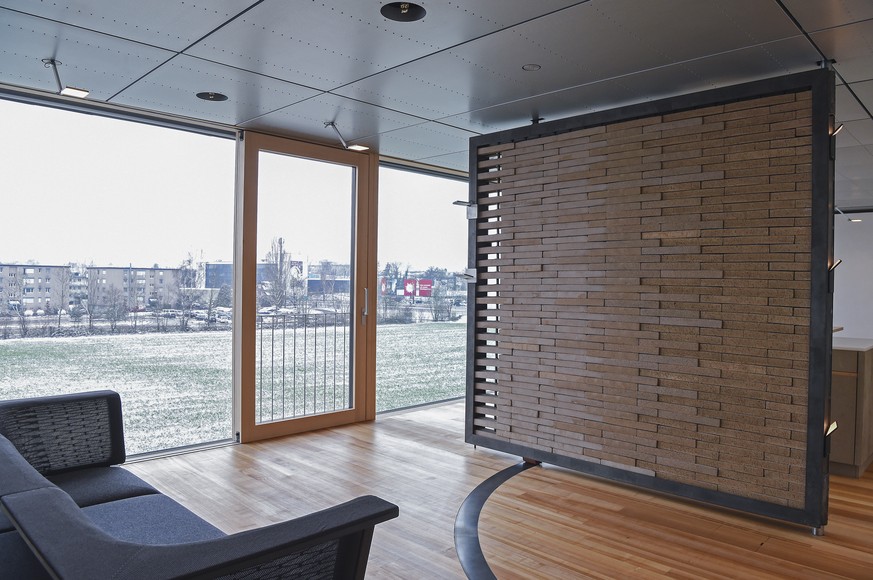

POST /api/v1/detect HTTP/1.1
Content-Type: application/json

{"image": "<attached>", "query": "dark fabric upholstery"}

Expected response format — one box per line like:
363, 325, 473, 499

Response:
0, 436, 54, 498
0, 435, 54, 533
0, 530, 51, 579
212, 540, 339, 580
4, 487, 398, 580
0, 390, 125, 473
48, 466, 159, 507
82, 494, 225, 544
1, 391, 398, 579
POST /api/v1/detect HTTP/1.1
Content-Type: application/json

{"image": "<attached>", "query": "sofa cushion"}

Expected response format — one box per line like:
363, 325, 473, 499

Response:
0, 530, 51, 579
82, 494, 226, 544
0, 435, 54, 533
0, 435, 54, 498
48, 466, 159, 508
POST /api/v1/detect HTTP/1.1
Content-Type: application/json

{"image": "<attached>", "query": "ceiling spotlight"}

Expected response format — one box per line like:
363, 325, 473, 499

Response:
196, 92, 228, 101
836, 207, 863, 223
381, 2, 426, 22
522, 64, 542, 72
60, 86, 90, 98
325, 121, 369, 152
42, 58, 89, 99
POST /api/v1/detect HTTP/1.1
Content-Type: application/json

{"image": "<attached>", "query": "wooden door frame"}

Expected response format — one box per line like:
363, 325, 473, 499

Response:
233, 131, 378, 443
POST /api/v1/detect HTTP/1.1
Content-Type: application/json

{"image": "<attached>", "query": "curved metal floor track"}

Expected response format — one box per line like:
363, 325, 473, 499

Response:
454, 461, 537, 580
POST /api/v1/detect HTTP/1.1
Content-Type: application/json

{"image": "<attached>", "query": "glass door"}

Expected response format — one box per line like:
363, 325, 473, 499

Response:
236, 133, 376, 441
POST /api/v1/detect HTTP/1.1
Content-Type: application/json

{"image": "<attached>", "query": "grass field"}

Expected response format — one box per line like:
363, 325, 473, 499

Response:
0, 322, 465, 454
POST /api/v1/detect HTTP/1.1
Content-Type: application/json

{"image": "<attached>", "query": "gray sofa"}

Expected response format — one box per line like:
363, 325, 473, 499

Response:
0, 390, 398, 579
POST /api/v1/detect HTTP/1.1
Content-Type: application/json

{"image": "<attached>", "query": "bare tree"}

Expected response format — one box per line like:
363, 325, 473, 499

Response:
207, 288, 218, 327
319, 260, 336, 305
429, 282, 454, 322
85, 265, 101, 333
6, 274, 29, 338
176, 254, 200, 331
104, 284, 128, 332
216, 284, 232, 308
52, 265, 72, 332
262, 237, 303, 310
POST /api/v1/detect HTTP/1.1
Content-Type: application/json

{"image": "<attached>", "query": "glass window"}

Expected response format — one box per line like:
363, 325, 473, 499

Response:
0, 97, 236, 455
376, 166, 468, 412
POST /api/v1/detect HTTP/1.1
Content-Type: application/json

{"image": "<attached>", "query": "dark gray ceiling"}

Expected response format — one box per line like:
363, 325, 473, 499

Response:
1, 0, 871, 206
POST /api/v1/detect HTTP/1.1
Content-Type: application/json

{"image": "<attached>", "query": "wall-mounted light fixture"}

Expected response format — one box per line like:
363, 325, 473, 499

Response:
836, 207, 863, 223
459, 269, 477, 283
832, 123, 844, 136
42, 58, 89, 99
324, 121, 369, 151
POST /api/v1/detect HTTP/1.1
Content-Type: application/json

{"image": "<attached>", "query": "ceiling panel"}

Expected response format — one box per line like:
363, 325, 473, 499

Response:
1, 0, 871, 205
111, 55, 321, 125
844, 118, 873, 145
413, 150, 469, 173
185, 0, 586, 92
836, 124, 862, 149
240, 93, 426, 149
372, 122, 477, 164
837, 83, 871, 122
0, 0, 256, 51
782, 0, 873, 32
335, 1, 811, 122
668, 37, 821, 89
0, 9, 174, 100
812, 19, 873, 83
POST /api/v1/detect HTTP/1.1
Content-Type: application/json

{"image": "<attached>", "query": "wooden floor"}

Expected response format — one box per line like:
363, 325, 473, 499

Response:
128, 401, 873, 579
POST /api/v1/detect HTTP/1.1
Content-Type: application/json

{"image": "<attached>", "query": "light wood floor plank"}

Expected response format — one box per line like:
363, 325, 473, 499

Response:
127, 401, 873, 579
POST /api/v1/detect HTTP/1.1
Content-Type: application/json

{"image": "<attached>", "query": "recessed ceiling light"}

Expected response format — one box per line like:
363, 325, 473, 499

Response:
522, 64, 542, 72
849, 218, 863, 223
196, 92, 228, 101
381, 2, 426, 22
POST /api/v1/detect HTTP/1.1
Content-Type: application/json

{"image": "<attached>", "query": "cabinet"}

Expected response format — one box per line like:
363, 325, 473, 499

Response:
830, 338, 873, 478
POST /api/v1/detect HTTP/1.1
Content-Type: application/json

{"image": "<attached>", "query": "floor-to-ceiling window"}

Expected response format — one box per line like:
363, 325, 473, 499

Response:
0, 97, 236, 454
376, 166, 468, 411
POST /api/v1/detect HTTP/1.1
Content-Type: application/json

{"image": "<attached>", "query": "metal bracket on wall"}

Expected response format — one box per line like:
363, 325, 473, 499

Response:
453, 200, 478, 219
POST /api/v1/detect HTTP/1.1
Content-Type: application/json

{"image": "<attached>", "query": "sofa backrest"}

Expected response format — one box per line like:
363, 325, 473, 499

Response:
0, 391, 126, 474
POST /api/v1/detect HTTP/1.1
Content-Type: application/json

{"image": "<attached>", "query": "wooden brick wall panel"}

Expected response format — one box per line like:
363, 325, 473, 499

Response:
472, 88, 821, 512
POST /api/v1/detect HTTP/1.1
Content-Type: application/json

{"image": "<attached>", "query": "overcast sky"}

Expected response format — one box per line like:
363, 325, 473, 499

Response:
0, 98, 468, 273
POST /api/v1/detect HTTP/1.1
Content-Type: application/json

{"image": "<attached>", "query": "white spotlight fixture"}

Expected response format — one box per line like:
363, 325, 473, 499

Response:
836, 207, 863, 223
324, 121, 369, 151
42, 58, 89, 99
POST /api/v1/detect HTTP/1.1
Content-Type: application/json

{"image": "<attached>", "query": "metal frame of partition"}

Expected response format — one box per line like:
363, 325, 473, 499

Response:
466, 69, 835, 529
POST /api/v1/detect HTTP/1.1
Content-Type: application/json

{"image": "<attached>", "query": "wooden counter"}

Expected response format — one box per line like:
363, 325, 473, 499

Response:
831, 337, 873, 477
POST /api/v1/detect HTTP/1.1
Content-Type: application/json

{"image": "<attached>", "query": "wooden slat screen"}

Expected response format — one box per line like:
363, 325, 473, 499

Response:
468, 73, 833, 525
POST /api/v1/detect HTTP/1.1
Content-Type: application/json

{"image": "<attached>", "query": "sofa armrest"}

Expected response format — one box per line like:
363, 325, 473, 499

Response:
2, 486, 398, 580
0, 391, 125, 474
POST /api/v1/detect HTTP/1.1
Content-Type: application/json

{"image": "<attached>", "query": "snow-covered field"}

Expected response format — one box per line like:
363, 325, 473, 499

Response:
0, 322, 465, 454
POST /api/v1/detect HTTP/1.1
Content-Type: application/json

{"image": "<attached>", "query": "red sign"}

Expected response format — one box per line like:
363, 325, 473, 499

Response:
417, 279, 433, 297
403, 279, 416, 297
380, 277, 388, 295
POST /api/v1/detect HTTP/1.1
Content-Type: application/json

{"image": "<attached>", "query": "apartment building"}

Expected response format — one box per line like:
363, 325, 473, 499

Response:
0, 263, 179, 313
